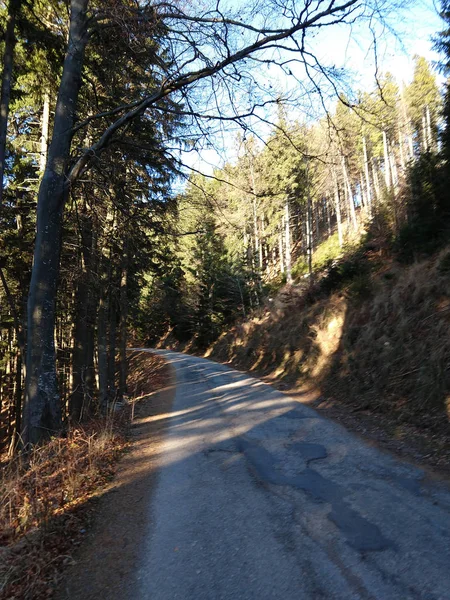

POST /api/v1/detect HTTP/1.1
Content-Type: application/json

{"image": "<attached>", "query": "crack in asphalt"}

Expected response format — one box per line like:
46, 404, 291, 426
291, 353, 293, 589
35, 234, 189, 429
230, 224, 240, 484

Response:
237, 437, 394, 552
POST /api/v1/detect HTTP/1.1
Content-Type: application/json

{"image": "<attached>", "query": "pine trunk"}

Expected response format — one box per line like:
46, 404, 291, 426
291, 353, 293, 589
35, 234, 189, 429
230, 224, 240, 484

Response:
332, 169, 343, 247
383, 131, 391, 189
341, 156, 357, 231
362, 137, 372, 214
118, 239, 129, 400
0, 0, 20, 206
70, 206, 93, 421
39, 91, 50, 174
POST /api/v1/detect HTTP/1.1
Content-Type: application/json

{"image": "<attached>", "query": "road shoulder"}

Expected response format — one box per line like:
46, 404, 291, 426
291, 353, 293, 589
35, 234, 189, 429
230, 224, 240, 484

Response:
55, 351, 176, 600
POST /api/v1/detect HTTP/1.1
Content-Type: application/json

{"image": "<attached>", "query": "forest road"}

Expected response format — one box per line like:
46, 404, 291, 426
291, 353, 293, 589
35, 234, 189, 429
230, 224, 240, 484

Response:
130, 350, 450, 600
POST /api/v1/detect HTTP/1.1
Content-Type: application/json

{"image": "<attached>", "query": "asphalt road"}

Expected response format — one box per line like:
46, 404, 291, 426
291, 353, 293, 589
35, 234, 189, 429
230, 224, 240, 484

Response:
134, 350, 450, 600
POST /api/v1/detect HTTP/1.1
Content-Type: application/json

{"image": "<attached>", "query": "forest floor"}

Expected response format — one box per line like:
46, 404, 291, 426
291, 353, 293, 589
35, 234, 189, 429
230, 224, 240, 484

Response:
0, 351, 171, 600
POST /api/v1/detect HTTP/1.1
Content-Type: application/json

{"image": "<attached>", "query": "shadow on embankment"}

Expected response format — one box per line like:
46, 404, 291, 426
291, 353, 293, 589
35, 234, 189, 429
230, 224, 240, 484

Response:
204, 238, 450, 470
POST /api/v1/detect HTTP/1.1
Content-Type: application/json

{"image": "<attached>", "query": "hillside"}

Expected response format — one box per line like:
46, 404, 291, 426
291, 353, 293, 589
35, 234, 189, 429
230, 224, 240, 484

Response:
201, 240, 450, 472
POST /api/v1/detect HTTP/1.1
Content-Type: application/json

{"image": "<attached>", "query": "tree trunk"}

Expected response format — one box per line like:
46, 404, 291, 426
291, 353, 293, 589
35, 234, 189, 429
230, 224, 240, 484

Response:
107, 289, 117, 403
70, 204, 93, 421
398, 123, 405, 171
97, 289, 109, 412
284, 197, 292, 284
0, 0, 20, 206
306, 193, 313, 277
421, 110, 428, 152
23, 0, 89, 446
341, 156, 357, 231
362, 137, 372, 215
332, 169, 343, 247
326, 196, 332, 235
39, 91, 50, 174
278, 229, 284, 274
118, 238, 129, 400
371, 159, 380, 202
383, 131, 391, 189
426, 105, 433, 151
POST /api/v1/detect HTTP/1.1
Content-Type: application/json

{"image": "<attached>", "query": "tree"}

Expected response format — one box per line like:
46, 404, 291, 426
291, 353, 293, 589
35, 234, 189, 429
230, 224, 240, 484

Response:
406, 56, 441, 151
24, 0, 379, 444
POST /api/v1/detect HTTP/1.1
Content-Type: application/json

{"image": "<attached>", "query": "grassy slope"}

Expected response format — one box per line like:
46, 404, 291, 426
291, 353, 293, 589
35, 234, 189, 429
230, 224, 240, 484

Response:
205, 240, 450, 467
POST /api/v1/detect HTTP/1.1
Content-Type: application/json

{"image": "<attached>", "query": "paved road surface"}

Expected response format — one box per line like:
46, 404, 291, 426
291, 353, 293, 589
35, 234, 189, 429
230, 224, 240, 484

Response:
134, 350, 450, 599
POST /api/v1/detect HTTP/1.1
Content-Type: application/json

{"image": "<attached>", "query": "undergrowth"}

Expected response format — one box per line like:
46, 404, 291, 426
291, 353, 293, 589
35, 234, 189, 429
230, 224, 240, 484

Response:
207, 241, 450, 437
0, 411, 130, 600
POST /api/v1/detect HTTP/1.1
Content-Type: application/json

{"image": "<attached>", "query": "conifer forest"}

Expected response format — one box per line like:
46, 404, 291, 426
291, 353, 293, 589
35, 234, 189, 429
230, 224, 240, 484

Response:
4, 2, 450, 599
0, 0, 449, 455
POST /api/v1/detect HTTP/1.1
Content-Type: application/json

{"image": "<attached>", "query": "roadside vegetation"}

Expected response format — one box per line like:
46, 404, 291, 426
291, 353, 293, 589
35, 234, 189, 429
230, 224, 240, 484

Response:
0, 351, 166, 600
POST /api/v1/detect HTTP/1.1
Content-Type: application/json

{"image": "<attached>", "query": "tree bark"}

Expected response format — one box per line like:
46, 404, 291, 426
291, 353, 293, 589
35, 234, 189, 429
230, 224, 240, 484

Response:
383, 131, 391, 189
278, 229, 284, 274
0, 0, 20, 206
23, 0, 89, 446
39, 91, 50, 174
426, 105, 433, 151
332, 169, 343, 247
97, 289, 109, 412
107, 289, 117, 403
362, 137, 372, 215
305, 161, 313, 277
341, 156, 357, 231
118, 238, 129, 400
70, 203, 94, 421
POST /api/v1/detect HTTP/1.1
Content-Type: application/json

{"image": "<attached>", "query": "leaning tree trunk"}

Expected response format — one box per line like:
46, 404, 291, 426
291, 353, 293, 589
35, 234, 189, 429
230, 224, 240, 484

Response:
23, 0, 89, 446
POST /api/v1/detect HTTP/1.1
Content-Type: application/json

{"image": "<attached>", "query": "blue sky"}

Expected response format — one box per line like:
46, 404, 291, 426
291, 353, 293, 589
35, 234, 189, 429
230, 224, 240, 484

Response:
177, 0, 444, 179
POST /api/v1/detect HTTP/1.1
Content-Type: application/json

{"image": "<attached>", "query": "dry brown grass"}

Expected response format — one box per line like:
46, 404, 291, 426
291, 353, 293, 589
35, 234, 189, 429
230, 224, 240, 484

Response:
0, 412, 130, 600
329, 247, 450, 426
207, 247, 450, 436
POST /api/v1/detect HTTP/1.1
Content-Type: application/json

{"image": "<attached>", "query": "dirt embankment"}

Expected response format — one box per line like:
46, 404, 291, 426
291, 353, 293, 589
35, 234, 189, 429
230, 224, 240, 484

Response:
205, 248, 450, 474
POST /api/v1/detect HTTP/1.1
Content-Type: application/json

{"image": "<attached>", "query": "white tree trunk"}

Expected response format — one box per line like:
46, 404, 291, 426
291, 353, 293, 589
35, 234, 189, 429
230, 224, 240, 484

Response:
363, 137, 372, 215
332, 169, 343, 247
284, 198, 292, 284
426, 105, 433, 150
39, 91, 50, 174
341, 155, 357, 231
383, 131, 391, 189
278, 228, 284, 274
398, 123, 405, 171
